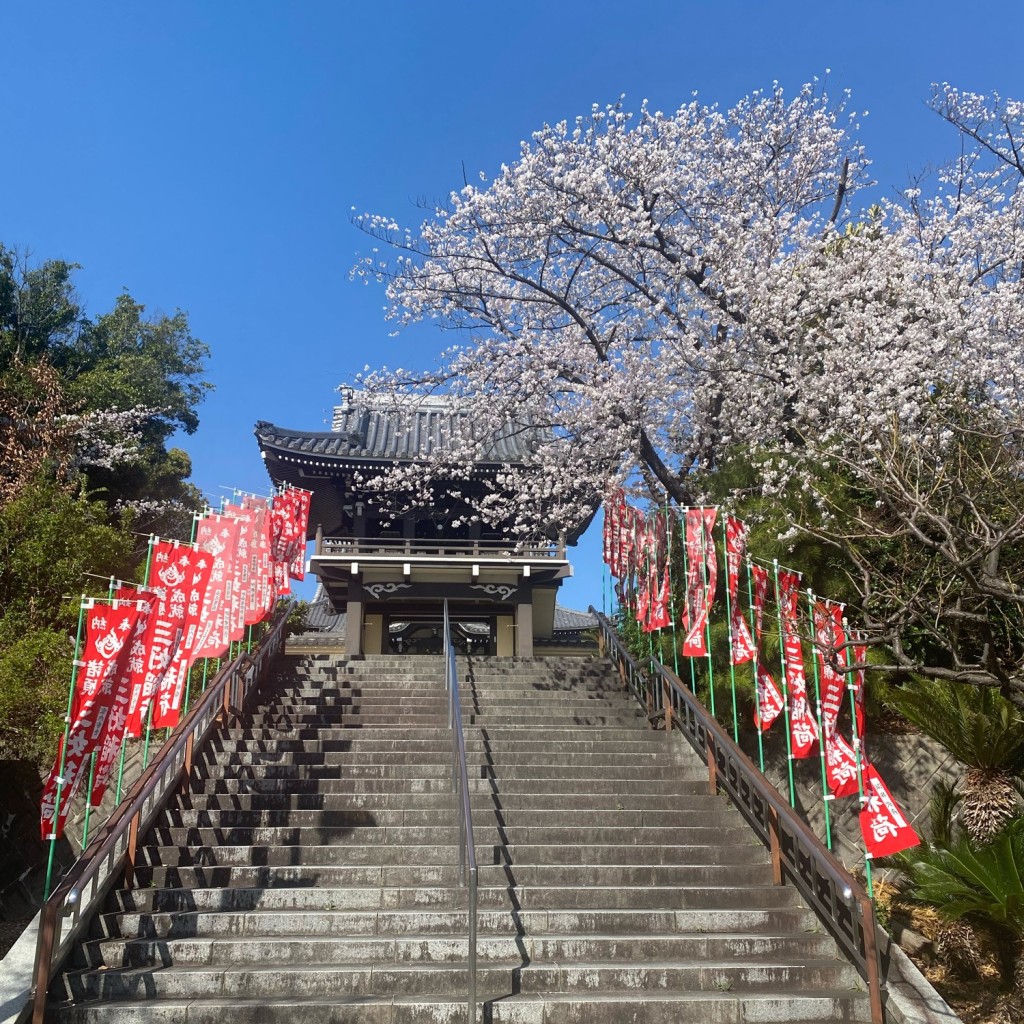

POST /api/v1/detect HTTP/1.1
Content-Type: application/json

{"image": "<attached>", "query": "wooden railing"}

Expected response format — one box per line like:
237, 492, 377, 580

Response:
590, 609, 886, 1024
318, 536, 565, 558
29, 603, 291, 1023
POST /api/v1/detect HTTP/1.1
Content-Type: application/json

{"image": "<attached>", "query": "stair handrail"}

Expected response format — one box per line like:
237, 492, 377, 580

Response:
29, 601, 292, 1024
442, 600, 478, 1024
590, 608, 886, 1024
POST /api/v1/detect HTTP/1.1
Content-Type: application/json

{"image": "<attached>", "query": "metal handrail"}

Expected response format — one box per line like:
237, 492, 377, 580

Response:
590, 608, 886, 1024
30, 603, 292, 1024
442, 600, 478, 1024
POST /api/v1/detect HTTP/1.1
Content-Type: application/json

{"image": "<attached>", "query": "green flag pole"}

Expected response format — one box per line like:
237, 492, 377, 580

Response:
771, 559, 797, 808
81, 578, 117, 843
844, 617, 874, 898
721, 515, 741, 743
679, 508, 700, 701
666, 506, 680, 678
806, 589, 833, 851
699, 511, 716, 718
746, 559, 766, 773
141, 535, 157, 770
43, 597, 88, 900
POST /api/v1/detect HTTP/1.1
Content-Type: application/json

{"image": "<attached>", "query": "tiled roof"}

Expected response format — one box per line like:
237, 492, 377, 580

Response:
553, 605, 598, 631
257, 392, 543, 465
304, 585, 346, 632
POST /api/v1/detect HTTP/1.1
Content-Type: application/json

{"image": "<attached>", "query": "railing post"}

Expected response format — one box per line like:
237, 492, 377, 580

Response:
125, 811, 140, 889
859, 894, 885, 1024
662, 676, 672, 733
31, 903, 58, 1024
705, 730, 718, 795
767, 805, 783, 885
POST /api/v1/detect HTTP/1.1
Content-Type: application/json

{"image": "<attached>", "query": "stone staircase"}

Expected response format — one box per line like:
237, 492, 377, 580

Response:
46, 653, 872, 1022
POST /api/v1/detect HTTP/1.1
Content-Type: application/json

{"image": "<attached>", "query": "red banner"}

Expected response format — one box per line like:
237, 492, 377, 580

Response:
777, 570, 818, 758
812, 600, 859, 798
146, 542, 213, 730
241, 497, 270, 626
851, 633, 868, 740
287, 488, 311, 580
617, 501, 635, 585
41, 601, 141, 838
725, 516, 755, 665
89, 588, 154, 803
648, 567, 672, 631
750, 564, 784, 731
859, 763, 920, 858
682, 508, 717, 657
193, 514, 240, 659
635, 514, 653, 627
119, 586, 158, 740
224, 504, 254, 641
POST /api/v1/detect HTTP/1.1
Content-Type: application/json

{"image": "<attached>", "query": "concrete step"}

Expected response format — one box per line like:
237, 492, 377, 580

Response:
487, 992, 872, 1023
136, 840, 767, 868
191, 780, 710, 802
46, 651, 872, 1024
198, 759, 689, 781
224, 731, 668, 752
162, 805, 738, 830
155, 811, 745, 843
111, 883, 798, 915
192, 769, 709, 794
49, 995, 871, 1024
102, 906, 819, 941
205, 741, 673, 765
126, 861, 775, 891
80, 930, 841, 970
64, 953, 860, 1002
63, 961, 521, 1001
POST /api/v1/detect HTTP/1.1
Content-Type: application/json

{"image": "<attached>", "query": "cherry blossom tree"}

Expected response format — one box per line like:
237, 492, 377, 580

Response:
354, 80, 870, 525
354, 80, 1024, 696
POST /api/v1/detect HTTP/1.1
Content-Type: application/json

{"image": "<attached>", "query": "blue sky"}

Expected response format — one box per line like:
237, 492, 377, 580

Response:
2, 1, 1021, 607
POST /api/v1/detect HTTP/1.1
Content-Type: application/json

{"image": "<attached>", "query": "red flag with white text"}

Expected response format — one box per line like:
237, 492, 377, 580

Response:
224, 504, 254, 640
681, 508, 717, 657
241, 497, 271, 625
812, 600, 860, 798
146, 542, 213, 730
193, 514, 241, 659
287, 488, 311, 580
88, 588, 154, 803
777, 570, 818, 758
859, 764, 920, 858
40, 601, 141, 838
725, 516, 755, 665
750, 564, 784, 731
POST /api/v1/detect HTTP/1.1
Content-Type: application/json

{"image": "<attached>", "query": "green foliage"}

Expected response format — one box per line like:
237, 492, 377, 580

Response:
0, 478, 136, 640
897, 818, 1024, 941
286, 601, 311, 636
60, 292, 211, 439
0, 246, 211, 525
885, 679, 1024, 774
0, 247, 80, 365
0, 242, 212, 766
0, 629, 73, 765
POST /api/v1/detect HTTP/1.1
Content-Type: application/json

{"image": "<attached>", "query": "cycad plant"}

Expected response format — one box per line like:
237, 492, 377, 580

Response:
896, 817, 1024, 992
886, 680, 1024, 844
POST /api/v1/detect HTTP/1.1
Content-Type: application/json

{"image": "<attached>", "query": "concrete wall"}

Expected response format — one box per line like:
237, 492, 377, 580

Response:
739, 727, 963, 875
